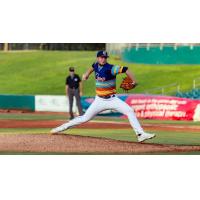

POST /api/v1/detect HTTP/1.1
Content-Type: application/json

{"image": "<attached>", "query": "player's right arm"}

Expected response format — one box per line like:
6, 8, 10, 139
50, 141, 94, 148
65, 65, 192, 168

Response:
82, 67, 94, 81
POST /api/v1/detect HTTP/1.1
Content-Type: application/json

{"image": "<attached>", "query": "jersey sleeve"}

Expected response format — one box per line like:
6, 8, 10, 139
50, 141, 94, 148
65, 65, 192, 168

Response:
111, 65, 128, 76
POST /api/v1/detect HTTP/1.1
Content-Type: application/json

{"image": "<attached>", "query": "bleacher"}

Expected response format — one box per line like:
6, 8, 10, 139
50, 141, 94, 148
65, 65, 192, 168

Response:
176, 88, 200, 99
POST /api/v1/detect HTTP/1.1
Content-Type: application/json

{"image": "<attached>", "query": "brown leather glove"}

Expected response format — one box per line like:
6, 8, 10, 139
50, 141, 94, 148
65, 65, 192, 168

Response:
120, 77, 138, 92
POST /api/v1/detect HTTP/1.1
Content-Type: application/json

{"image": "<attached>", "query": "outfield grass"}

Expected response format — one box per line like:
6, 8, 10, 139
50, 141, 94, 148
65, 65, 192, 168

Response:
1, 50, 200, 96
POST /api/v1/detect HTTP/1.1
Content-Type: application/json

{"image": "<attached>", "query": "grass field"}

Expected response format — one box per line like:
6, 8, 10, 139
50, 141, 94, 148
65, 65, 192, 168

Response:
1, 50, 200, 96
0, 112, 200, 154
1, 127, 200, 155
1, 112, 200, 147
1, 127, 200, 147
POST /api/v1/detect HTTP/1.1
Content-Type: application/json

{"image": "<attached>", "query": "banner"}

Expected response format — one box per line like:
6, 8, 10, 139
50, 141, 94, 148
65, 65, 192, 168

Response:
125, 94, 200, 121
35, 95, 77, 112
34, 94, 200, 121
81, 94, 200, 121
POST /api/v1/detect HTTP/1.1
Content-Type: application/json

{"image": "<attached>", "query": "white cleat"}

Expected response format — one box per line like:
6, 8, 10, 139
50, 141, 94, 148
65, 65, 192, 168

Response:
137, 132, 156, 142
50, 125, 69, 135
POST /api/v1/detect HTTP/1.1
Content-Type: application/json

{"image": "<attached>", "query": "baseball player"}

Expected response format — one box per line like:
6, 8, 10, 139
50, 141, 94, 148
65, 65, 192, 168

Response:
51, 51, 155, 142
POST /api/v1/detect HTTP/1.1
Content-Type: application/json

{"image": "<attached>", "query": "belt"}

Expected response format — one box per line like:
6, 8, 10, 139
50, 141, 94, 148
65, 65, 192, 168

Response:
98, 94, 115, 99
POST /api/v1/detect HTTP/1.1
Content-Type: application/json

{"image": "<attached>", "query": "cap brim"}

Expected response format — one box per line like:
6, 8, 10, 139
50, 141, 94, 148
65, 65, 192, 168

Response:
97, 55, 109, 58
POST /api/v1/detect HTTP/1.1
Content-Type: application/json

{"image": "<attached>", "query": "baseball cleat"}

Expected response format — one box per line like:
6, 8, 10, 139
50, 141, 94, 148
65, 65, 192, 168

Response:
137, 132, 156, 142
50, 124, 68, 135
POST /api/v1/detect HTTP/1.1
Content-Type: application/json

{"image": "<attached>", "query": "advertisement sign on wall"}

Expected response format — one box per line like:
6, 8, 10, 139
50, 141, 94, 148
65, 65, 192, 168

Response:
125, 94, 200, 121
35, 95, 77, 112
81, 94, 200, 121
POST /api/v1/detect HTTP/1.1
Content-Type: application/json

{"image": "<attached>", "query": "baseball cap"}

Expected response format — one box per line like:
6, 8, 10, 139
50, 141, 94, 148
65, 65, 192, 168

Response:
69, 67, 75, 72
96, 50, 109, 58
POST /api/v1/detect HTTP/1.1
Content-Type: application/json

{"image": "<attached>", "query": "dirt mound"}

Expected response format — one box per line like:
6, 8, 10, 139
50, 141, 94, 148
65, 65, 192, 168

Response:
0, 134, 199, 154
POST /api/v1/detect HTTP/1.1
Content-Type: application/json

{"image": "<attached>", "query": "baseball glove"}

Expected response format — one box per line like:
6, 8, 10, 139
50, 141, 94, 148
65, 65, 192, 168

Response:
120, 77, 138, 92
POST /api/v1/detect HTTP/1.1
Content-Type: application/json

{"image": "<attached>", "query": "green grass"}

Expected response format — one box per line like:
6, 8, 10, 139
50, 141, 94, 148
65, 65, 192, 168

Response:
63, 129, 200, 146
1, 50, 200, 96
1, 128, 200, 146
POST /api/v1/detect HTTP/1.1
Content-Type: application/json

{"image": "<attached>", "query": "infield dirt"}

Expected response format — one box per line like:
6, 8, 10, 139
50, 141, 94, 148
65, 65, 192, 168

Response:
0, 134, 200, 154
1, 119, 200, 154
1, 119, 200, 132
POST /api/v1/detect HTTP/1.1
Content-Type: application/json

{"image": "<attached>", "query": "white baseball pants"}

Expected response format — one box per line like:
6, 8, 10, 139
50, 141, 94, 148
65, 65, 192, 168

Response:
60, 95, 144, 135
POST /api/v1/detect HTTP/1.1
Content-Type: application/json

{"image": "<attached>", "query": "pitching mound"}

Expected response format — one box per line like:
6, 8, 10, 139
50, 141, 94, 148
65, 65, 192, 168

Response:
0, 134, 200, 154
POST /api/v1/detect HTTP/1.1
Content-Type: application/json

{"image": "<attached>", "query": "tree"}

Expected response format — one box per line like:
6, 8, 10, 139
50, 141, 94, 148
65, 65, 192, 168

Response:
4, 43, 9, 51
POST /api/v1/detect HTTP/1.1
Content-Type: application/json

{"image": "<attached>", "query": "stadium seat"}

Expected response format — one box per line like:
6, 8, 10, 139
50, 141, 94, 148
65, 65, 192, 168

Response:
176, 88, 200, 99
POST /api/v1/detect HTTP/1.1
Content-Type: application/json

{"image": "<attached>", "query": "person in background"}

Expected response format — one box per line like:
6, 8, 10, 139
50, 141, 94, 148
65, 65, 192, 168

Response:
66, 67, 83, 119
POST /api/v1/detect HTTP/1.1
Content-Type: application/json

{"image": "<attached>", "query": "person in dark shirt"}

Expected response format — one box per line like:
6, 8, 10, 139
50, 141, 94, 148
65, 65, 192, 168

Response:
66, 67, 83, 119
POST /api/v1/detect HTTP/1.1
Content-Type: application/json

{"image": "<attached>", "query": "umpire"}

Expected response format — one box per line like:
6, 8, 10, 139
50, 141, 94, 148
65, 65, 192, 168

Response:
66, 67, 83, 119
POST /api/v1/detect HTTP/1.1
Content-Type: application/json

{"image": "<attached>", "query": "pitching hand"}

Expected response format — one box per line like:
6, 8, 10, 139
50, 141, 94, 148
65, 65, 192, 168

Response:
82, 73, 88, 81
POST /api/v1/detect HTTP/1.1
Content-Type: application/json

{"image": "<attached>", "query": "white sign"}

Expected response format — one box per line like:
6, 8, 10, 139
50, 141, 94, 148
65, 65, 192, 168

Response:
35, 95, 77, 112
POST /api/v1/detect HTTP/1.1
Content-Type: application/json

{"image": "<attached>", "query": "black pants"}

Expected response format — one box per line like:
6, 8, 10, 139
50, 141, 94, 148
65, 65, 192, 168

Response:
68, 88, 83, 119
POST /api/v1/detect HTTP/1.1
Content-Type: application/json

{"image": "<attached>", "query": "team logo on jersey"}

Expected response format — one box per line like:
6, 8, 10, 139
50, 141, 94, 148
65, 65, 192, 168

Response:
74, 78, 78, 81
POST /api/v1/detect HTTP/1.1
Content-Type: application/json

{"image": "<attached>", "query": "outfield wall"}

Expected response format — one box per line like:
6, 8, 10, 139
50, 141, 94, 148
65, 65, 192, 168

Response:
0, 95, 35, 111
81, 95, 200, 121
35, 95, 77, 112
122, 46, 200, 64
1, 94, 200, 121
0, 95, 77, 112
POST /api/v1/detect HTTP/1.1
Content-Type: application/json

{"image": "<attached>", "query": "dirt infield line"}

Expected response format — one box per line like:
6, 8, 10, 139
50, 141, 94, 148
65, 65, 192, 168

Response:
1, 119, 200, 133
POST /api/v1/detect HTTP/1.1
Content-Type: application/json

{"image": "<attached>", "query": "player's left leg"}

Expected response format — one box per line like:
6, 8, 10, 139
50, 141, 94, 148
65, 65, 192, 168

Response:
110, 96, 155, 142
50, 95, 107, 134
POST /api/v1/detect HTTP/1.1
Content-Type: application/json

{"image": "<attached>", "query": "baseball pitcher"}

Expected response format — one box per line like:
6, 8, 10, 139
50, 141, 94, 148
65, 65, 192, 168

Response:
51, 51, 155, 142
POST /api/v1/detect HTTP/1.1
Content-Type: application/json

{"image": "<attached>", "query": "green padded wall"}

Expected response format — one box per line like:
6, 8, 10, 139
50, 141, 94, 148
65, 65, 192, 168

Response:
122, 46, 200, 64
0, 95, 35, 111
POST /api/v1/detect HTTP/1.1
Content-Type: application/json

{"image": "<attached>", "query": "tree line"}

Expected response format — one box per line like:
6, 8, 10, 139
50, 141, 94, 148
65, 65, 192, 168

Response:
0, 43, 105, 51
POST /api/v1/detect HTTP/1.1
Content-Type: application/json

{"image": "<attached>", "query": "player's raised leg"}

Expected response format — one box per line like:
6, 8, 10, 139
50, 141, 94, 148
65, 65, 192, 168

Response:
50, 96, 104, 134
111, 97, 155, 142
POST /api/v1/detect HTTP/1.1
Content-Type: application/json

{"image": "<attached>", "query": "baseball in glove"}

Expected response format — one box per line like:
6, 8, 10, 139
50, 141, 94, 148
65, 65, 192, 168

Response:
120, 76, 138, 92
